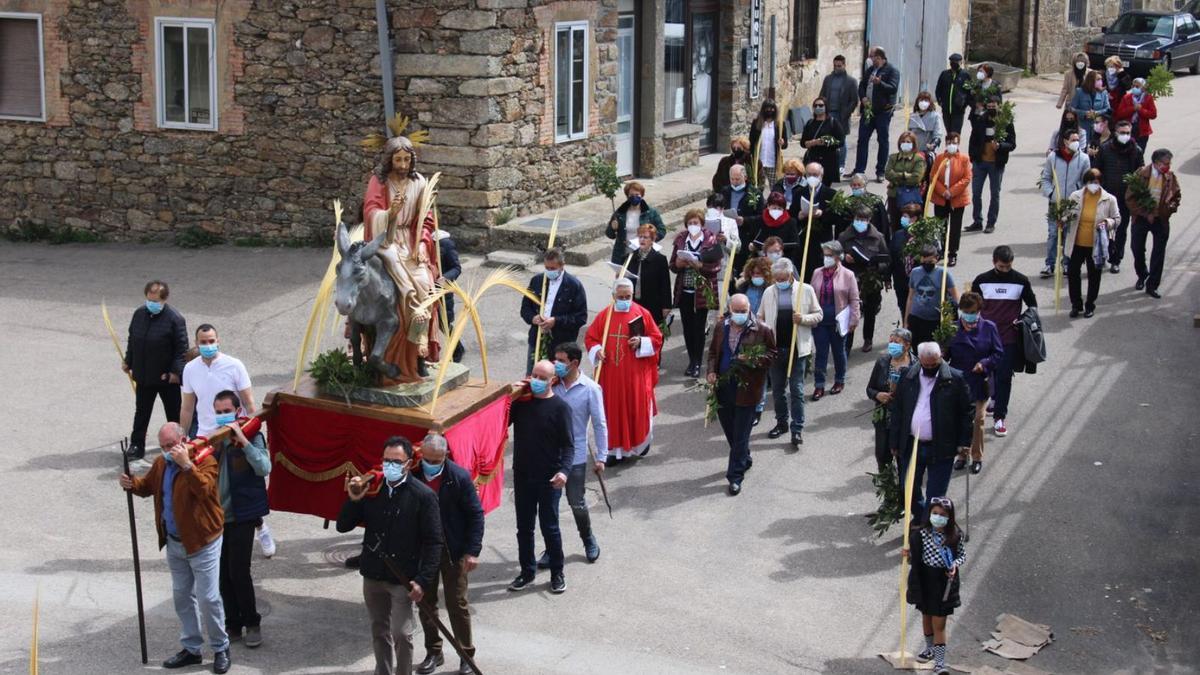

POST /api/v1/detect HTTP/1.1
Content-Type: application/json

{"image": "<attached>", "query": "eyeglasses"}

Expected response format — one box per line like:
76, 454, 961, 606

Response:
382, 459, 405, 468
929, 497, 953, 508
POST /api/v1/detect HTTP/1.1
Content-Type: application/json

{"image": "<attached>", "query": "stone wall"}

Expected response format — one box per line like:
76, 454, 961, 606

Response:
968, 0, 1025, 66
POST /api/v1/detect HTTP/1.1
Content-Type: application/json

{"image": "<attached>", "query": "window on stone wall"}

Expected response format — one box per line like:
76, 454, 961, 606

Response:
0, 14, 46, 121
156, 17, 217, 130
792, 0, 819, 62
1067, 0, 1087, 28
664, 0, 687, 124
555, 21, 588, 142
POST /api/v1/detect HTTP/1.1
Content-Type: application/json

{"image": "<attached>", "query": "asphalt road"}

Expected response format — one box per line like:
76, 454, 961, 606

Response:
1, 76, 1198, 674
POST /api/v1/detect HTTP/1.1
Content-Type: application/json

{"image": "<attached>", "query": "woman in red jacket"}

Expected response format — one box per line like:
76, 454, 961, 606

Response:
929, 132, 973, 267
1114, 77, 1157, 153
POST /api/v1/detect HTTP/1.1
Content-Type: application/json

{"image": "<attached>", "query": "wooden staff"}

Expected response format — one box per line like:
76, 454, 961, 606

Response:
101, 301, 136, 393
432, 207, 451, 349
377, 554, 483, 675
787, 194, 817, 379
532, 212, 561, 362
120, 437, 149, 664
895, 433, 921, 667
718, 241, 739, 317
593, 253, 635, 383
1051, 165, 1065, 314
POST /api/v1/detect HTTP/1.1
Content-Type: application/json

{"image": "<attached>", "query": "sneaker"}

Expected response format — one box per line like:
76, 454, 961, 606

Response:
584, 536, 600, 563
947, 254, 958, 267
875, 174, 886, 184
915, 647, 934, 663
1040, 265, 1053, 278
257, 523, 276, 558
767, 422, 789, 439
507, 573, 535, 592
1110, 263, 1120, 274
994, 419, 1007, 437
964, 222, 983, 233
244, 626, 262, 649
986, 400, 995, 415
842, 168, 857, 179
549, 572, 567, 594
953, 457, 967, 471
935, 667, 950, 675
984, 223, 996, 234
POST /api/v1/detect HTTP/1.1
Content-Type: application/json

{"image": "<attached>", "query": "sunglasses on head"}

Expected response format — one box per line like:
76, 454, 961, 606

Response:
929, 497, 953, 508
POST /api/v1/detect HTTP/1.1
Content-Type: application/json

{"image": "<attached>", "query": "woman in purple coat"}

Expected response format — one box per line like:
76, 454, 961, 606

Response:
946, 291, 1003, 475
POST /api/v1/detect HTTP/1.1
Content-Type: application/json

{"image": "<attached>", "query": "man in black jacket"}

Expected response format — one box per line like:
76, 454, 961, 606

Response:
850, 48, 900, 181
124, 280, 188, 459
792, 164, 839, 278
889, 342, 974, 523
436, 232, 465, 362
935, 54, 971, 135
339, 436, 443, 675
966, 97, 1016, 233
520, 247, 589, 374
414, 433, 484, 675
819, 54, 859, 174
1095, 120, 1145, 273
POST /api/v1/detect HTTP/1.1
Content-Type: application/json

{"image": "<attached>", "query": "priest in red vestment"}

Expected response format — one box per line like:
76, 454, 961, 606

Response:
584, 278, 663, 461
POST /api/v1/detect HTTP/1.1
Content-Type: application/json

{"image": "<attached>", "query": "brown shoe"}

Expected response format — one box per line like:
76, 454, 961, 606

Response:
812, 387, 825, 401
829, 383, 844, 395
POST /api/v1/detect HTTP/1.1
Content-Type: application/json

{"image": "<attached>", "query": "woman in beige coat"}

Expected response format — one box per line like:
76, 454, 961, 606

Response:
1057, 51, 1091, 110
1063, 168, 1120, 317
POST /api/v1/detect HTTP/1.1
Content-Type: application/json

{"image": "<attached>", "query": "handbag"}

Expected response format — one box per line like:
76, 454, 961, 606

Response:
896, 185, 923, 207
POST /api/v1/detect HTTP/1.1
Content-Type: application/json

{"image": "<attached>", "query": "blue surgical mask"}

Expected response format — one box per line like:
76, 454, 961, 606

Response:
614, 299, 632, 312
421, 459, 444, 480
145, 300, 164, 315
960, 311, 979, 324
198, 344, 220, 359
554, 361, 569, 378
629, 195, 642, 205
751, 276, 765, 287
887, 342, 905, 358
545, 268, 561, 281
853, 220, 869, 233
929, 514, 950, 528
900, 216, 912, 229
162, 448, 175, 464
731, 183, 746, 192
730, 312, 749, 326
382, 462, 406, 484
529, 378, 549, 395
776, 280, 792, 291
851, 188, 865, 196
1131, 87, 1142, 96
214, 412, 237, 426
767, 252, 782, 262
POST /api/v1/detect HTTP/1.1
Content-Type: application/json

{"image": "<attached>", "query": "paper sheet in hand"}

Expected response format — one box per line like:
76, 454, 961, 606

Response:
799, 196, 812, 215
705, 217, 723, 235
836, 306, 851, 336
723, 209, 739, 221
675, 249, 698, 262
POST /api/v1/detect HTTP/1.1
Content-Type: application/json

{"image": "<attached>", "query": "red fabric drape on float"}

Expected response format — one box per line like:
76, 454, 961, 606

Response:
266, 395, 511, 519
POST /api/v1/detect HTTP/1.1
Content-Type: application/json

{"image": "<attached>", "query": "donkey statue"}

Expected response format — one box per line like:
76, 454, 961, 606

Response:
334, 221, 401, 379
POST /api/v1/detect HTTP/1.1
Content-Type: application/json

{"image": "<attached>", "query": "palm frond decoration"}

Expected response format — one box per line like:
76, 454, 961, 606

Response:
293, 200, 361, 391
360, 114, 432, 152
409, 172, 441, 257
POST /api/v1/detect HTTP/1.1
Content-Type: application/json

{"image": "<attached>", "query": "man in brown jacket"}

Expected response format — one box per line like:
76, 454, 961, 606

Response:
707, 294, 777, 495
120, 422, 231, 673
1126, 148, 1182, 299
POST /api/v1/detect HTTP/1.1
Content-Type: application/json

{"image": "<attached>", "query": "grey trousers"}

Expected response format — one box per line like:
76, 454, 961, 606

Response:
564, 462, 593, 542
364, 577, 416, 675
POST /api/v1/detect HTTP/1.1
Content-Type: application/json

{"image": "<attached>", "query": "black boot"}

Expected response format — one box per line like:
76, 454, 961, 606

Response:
584, 535, 601, 563
417, 357, 429, 378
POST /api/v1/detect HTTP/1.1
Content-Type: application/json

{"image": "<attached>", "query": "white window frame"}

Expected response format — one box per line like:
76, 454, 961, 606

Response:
554, 21, 590, 143
154, 17, 218, 131
1066, 0, 1087, 28
0, 12, 47, 122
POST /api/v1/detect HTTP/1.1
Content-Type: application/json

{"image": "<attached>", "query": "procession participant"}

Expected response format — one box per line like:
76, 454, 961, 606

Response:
929, 131, 973, 267
212, 391, 270, 649
837, 205, 890, 353
124, 279, 188, 460
799, 96, 845, 186
362, 134, 443, 382
889, 343, 974, 524
772, 158, 805, 212
605, 181, 666, 264
338, 436, 443, 675
818, 54, 859, 175
707, 294, 776, 495
670, 211, 722, 378
889, 203, 924, 316
584, 278, 664, 460
884, 131, 927, 235
851, 48, 901, 183
722, 164, 762, 287
751, 191, 799, 254
519, 247, 589, 374
749, 98, 788, 189
792, 162, 838, 277
507, 361, 574, 594
971, 246, 1037, 438
1063, 169, 1119, 318
119, 422, 230, 673
905, 245, 959, 348
712, 136, 751, 194
414, 433, 484, 675
866, 328, 914, 472
965, 96, 1016, 234
1114, 77, 1157, 153
628, 224, 673, 346
945, 293, 1003, 474
902, 497, 967, 675
810, 241, 860, 400
544, 343, 607, 561
935, 54, 970, 135
735, 256, 776, 425
757, 258, 822, 447
436, 231, 465, 362
1095, 120, 1144, 273
1039, 129, 1090, 278
1127, 148, 1181, 299
840, 173, 889, 237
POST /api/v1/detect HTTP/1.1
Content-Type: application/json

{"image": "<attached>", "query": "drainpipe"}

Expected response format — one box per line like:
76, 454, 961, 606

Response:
1030, 0, 1041, 74
375, 0, 395, 131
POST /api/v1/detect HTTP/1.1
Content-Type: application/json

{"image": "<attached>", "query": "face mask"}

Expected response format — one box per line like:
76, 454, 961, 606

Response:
776, 280, 792, 291
929, 514, 950, 528
145, 300, 164, 315
529, 378, 549, 395
731, 183, 746, 192
976, 71, 986, 81
214, 412, 237, 426
784, 175, 799, 185
853, 220, 869, 233
1094, 123, 1106, 134
918, 100, 930, 111
945, 144, 959, 154
900, 216, 912, 228
851, 187, 865, 196
751, 277, 765, 287
1117, 133, 1132, 144
806, 176, 821, 188
629, 195, 642, 205
614, 299, 632, 313
687, 224, 702, 237
1131, 87, 1142, 96
887, 342, 905, 358
921, 261, 935, 273
1106, 67, 1117, 75
1075, 61, 1086, 70
767, 252, 782, 262
730, 312, 749, 326
420, 459, 444, 480
706, 207, 722, 220
1067, 140, 1080, 153
767, 208, 785, 219
199, 344, 220, 359
900, 142, 914, 153
1086, 183, 1100, 194
823, 255, 837, 269
382, 462, 406, 484
813, 105, 826, 114
554, 361, 569, 378
959, 311, 979, 324
162, 448, 175, 464
922, 365, 940, 377
545, 268, 561, 281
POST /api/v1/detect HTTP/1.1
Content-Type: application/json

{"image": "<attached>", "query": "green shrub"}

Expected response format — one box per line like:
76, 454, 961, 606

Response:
175, 226, 224, 249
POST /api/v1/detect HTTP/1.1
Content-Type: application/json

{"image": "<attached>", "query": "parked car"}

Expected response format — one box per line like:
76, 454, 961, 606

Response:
1085, 10, 1200, 74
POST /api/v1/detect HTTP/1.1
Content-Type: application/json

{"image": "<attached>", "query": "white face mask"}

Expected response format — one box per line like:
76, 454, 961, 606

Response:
805, 176, 821, 188
823, 255, 837, 268
945, 144, 959, 154
687, 224, 702, 237
976, 70, 986, 81
917, 100, 930, 111
1075, 61, 1087, 70
1068, 140, 1081, 152
1086, 183, 1101, 193
899, 142, 914, 153
767, 208, 785, 219
1117, 133, 1132, 144
1107, 67, 1117, 75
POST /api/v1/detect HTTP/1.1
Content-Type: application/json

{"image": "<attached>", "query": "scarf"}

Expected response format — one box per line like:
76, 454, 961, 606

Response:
762, 207, 790, 228
1130, 91, 1145, 126
1057, 147, 1075, 162
819, 267, 836, 305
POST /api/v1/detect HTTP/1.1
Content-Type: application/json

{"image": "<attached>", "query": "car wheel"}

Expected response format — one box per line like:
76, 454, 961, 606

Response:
1164, 54, 1173, 73
1190, 54, 1199, 75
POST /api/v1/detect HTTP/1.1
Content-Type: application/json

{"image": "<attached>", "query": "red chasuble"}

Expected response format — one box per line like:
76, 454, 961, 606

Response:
583, 302, 663, 456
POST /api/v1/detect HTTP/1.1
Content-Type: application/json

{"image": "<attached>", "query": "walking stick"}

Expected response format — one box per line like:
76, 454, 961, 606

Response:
788, 195, 817, 379
120, 438, 149, 665
378, 555, 483, 675
588, 447, 613, 519
965, 469, 971, 543
532, 213, 561, 363
593, 253, 636, 382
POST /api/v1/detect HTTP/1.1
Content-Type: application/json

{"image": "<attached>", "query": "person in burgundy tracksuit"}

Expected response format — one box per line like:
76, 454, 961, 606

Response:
970, 245, 1037, 438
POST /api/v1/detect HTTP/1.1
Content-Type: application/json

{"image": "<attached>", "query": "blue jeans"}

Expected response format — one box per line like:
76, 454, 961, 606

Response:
992, 342, 1016, 420
853, 109, 893, 176
716, 379, 756, 484
971, 161, 1004, 226
769, 349, 808, 433
166, 536, 229, 655
514, 478, 563, 576
1045, 204, 1069, 269
897, 442, 954, 524
812, 321, 847, 388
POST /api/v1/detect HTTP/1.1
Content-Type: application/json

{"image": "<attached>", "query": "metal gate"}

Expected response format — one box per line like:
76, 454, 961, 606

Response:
866, 0, 950, 99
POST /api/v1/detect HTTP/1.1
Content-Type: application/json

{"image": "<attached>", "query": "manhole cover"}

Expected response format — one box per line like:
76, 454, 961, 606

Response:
323, 542, 362, 567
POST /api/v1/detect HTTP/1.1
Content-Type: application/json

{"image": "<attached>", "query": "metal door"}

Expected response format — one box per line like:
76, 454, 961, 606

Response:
866, 0, 950, 99
616, 13, 635, 177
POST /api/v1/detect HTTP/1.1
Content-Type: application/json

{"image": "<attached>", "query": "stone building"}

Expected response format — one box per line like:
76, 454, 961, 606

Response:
1, 0, 962, 246
969, 0, 1177, 74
